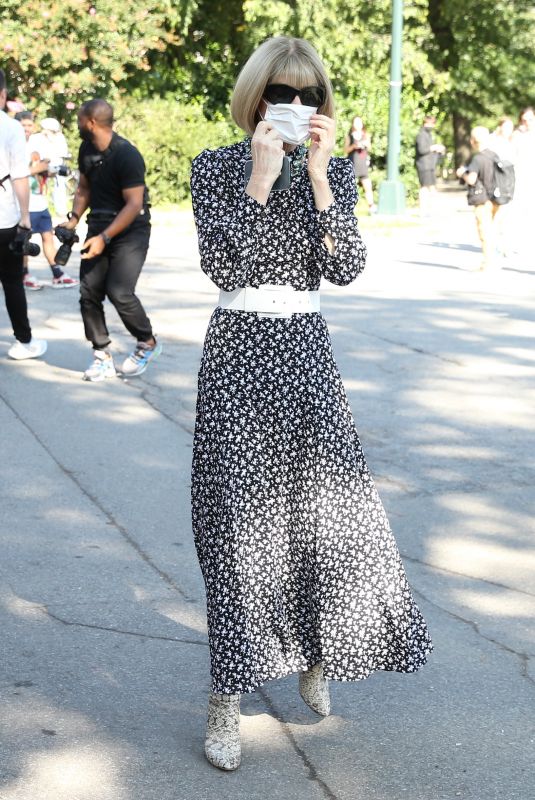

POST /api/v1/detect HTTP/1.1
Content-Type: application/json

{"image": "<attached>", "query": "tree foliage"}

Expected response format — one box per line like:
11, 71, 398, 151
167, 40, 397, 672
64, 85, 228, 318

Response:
426, 0, 535, 118
0, 0, 187, 115
2, 0, 534, 202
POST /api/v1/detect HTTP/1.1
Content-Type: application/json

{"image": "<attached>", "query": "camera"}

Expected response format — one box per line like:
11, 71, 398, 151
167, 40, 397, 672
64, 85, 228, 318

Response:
54, 226, 79, 266
48, 156, 72, 178
9, 226, 40, 257
48, 163, 70, 177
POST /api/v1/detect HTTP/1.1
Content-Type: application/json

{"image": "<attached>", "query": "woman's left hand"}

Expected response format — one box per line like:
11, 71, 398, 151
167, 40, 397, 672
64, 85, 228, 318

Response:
308, 114, 336, 181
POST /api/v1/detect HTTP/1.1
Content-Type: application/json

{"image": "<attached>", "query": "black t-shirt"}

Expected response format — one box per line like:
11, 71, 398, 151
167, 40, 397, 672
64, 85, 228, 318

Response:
78, 133, 150, 228
467, 149, 496, 200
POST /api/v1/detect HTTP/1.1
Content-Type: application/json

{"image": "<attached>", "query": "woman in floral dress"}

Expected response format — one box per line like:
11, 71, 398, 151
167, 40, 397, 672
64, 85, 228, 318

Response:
190, 36, 432, 771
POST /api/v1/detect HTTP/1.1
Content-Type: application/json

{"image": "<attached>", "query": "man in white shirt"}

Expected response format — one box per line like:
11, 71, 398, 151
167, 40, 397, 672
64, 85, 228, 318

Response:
0, 69, 46, 359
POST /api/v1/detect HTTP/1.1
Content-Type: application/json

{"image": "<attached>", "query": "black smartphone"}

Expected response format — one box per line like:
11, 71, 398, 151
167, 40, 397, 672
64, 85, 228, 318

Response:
244, 156, 291, 192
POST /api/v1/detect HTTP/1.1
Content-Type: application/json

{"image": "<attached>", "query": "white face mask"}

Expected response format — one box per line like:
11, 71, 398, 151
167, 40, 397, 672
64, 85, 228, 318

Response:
264, 102, 317, 146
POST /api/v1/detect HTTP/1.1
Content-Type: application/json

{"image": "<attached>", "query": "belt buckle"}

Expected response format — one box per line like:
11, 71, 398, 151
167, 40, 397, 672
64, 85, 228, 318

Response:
257, 284, 293, 319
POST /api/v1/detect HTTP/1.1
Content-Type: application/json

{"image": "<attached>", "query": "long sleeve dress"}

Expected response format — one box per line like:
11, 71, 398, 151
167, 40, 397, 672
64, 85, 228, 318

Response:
190, 140, 432, 695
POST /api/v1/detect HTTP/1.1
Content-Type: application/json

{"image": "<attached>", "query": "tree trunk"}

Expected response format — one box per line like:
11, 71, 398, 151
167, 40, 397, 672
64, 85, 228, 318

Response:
453, 112, 472, 167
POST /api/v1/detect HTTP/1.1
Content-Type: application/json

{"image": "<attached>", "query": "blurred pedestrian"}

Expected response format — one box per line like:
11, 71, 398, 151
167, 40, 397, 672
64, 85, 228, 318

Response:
344, 115, 377, 212
489, 117, 516, 258
39, 117, 70, 217
58, 98, 161, 381
456, 126, 503, 271
490, 117, 516, 162
415, 114, 445, 216
15, 111, 78, 289
511, 107, 535, 256
0, 70, 47, 360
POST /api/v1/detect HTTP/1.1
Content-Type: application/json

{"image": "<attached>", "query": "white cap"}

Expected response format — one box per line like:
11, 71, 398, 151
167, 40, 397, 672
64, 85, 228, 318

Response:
40, 117, 61, 132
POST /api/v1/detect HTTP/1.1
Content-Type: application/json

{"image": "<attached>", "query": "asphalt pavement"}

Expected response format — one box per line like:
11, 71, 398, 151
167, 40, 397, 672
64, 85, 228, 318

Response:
0, 189, 534, 800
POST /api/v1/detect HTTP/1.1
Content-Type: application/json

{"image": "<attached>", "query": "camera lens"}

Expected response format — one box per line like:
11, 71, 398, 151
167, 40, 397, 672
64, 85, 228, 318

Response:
27, 242, 41, 257
54, 243, 71, 266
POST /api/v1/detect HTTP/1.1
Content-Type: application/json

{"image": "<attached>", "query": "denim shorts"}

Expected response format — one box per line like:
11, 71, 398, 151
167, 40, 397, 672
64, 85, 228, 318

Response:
30, 209, 53, 234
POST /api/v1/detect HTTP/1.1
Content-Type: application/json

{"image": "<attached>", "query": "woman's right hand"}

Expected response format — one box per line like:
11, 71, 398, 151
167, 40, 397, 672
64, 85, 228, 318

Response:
250, 121, 284, 186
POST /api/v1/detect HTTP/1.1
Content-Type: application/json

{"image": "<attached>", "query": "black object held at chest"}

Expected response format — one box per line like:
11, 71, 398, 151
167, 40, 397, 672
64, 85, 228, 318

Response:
244, 156, 291, 192
242, 140, 307, 193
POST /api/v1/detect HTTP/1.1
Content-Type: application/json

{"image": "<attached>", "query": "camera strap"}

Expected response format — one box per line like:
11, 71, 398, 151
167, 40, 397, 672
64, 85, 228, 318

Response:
83, 133, 127, 175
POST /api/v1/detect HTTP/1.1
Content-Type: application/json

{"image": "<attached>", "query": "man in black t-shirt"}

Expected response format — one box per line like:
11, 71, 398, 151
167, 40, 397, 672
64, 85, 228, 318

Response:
456, 126, 501, 271
59, 98, 161, 381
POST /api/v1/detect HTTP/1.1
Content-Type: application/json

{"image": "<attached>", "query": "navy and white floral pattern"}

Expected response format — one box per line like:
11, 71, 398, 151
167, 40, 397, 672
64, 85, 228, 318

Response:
190, 140, 432, 695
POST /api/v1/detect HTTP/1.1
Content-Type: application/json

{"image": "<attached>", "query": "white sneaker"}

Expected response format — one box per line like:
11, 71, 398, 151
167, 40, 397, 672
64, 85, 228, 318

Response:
23, 274, 44, 291
8, 339, 48, 360
52, 273, 79, 289
83, 350, 117, 382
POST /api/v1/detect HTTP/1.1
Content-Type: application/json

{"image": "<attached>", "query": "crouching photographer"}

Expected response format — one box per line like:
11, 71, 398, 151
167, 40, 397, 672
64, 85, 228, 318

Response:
59, 98, 161, 382
0, 69, 46, 360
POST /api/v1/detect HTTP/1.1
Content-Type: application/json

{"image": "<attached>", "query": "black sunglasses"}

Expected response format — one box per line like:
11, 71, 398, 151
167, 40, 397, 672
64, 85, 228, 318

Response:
263, 83, 326, 108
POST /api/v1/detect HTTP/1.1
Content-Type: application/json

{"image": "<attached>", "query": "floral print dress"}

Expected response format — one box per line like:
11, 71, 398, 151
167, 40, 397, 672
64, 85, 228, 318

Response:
190, 140, 432, 695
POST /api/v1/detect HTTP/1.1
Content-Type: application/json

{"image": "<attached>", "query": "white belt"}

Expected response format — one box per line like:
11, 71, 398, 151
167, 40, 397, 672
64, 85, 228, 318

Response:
218, 284, 320, 318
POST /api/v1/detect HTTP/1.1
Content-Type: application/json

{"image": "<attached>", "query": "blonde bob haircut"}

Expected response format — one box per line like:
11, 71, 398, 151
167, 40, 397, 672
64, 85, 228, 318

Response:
231, 36, 335, 136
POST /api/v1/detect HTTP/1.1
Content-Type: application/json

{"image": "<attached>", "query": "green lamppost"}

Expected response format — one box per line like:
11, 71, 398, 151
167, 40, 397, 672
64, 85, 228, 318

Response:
378, 0, 406, 214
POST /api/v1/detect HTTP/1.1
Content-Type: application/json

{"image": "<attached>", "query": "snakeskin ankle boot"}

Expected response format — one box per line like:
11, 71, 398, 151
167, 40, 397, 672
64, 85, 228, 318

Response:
205, 692, 241, 770
299, 663, 331, 716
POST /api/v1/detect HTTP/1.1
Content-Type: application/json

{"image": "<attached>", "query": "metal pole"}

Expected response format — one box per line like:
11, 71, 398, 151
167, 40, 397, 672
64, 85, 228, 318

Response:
378, 0, 406, 214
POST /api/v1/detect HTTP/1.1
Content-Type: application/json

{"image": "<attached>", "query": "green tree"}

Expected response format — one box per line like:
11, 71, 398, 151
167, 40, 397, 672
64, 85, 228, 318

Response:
4, 0, 533, 202
426, 0, 535, 161
0, 0, 188, 117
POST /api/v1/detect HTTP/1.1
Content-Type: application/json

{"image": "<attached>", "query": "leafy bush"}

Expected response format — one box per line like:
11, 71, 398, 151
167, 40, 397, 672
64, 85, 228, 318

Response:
61, 87, 448, 209
112, 96, 242, 205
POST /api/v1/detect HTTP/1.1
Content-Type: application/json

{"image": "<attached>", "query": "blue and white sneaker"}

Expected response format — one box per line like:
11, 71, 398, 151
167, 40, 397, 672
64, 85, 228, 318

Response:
83, 350, 117, 382
120, 339, 162, 377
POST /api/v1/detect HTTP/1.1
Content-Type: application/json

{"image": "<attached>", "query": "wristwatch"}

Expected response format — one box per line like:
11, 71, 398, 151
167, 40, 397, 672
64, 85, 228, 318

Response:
100, 232, 112, 246
67, 211, 79, 222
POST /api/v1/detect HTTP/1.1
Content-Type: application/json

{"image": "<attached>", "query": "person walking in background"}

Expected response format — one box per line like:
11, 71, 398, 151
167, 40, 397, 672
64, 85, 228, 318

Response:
59, 98, 161, 382
190, 35, 432, 772
457, 126, 503, 271
415, 114, 445, 216
15, 111, 78, 290
0, 69, 47, 360
38, 117, 70, 217
344, 115, 377, 212
511, 107, 535, 257
489, 117, 516, 259
490, 117, 515, 162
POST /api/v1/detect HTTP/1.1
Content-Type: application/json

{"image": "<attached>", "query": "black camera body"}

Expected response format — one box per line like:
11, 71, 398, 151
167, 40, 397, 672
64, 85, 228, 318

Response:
54, 226, 79, 266
49, 163, 70, 177
9, 226, 40, 257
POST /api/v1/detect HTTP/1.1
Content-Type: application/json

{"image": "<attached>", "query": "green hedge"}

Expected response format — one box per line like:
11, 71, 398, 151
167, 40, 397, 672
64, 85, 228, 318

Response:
112, 97, 241, 206
63, 94, 440, 207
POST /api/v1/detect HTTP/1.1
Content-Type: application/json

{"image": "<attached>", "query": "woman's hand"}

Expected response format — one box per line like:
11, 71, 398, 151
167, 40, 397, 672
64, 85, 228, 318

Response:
250, 121, 284, 184
245, 121, 284, 205
308, 114, 336, 182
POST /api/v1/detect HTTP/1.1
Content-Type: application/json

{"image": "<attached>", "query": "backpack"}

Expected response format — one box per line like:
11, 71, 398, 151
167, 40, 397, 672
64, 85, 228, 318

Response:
467, 177, 488, 206
488, 152, 515, 205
